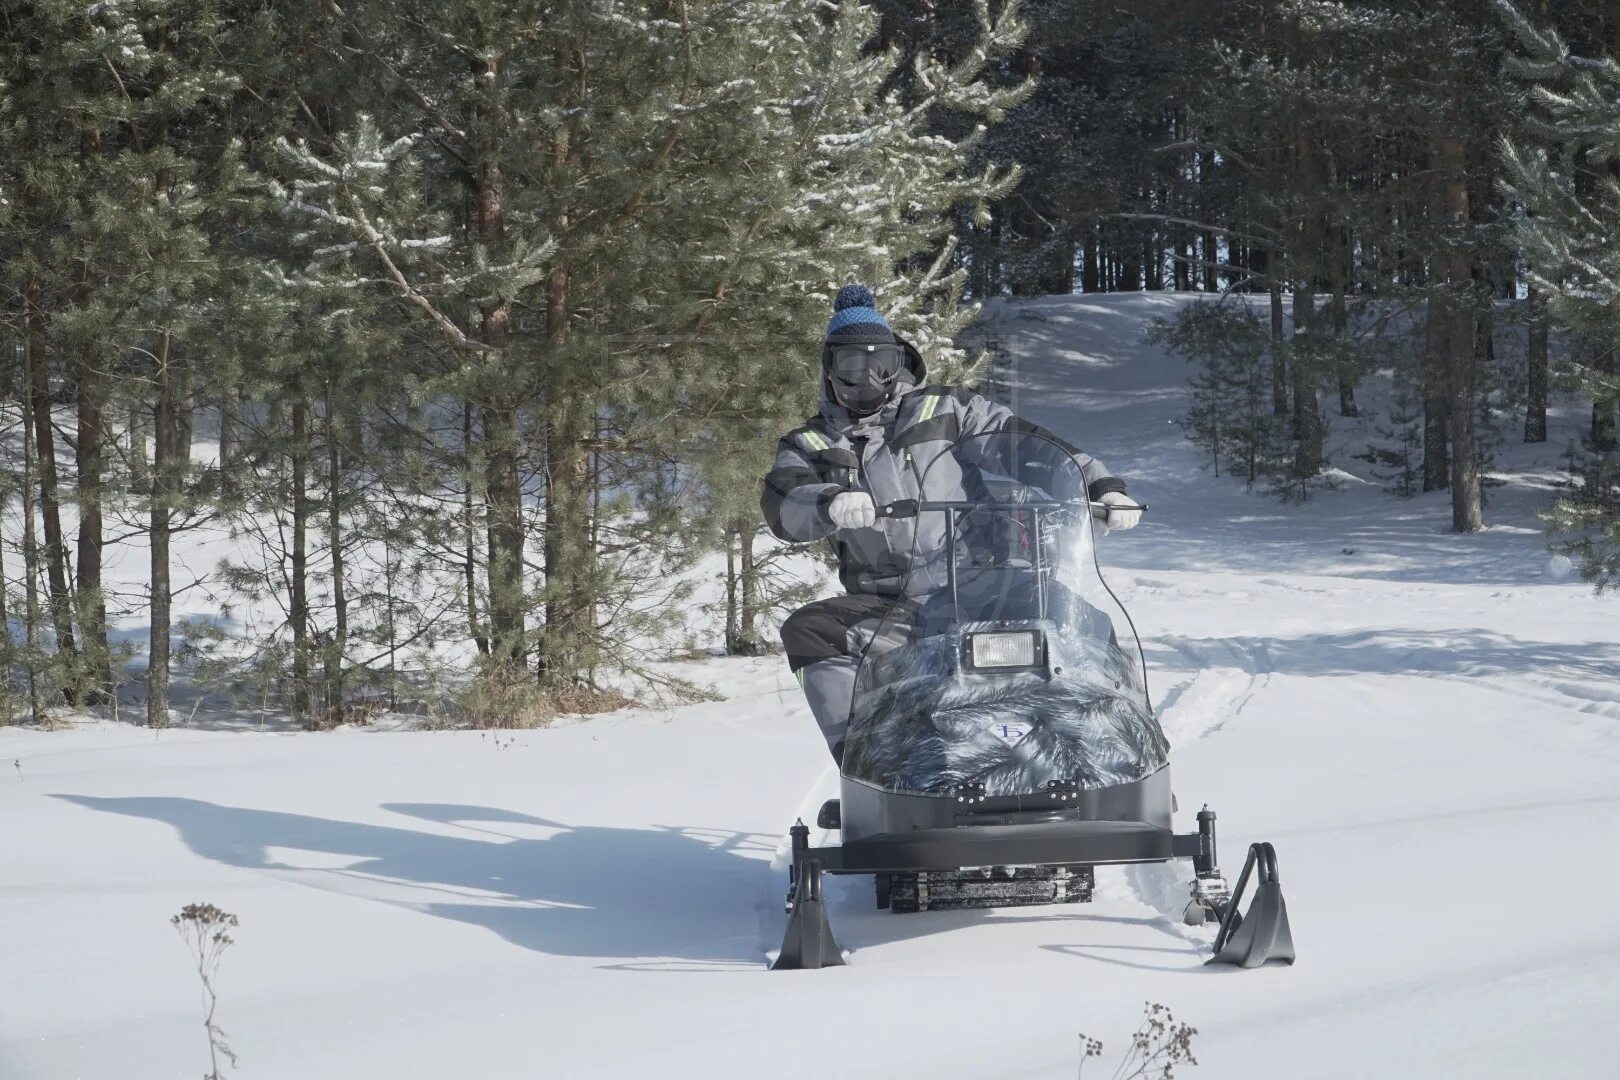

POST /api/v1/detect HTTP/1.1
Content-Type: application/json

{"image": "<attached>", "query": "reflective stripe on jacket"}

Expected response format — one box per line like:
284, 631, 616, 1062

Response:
761, 377, 1125, 598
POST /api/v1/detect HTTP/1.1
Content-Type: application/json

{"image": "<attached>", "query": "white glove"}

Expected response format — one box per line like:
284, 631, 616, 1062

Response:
827, 491, 877, 530
1099, 491, 1142, 533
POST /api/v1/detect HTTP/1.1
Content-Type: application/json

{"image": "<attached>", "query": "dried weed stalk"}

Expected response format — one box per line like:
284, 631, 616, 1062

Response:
172, 903, 240, 1080
1079, 1002, 1198, 1080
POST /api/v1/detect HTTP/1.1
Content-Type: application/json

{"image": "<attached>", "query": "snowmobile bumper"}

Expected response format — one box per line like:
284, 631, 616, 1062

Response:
812, 818, 1190, 874
813, 767, 1188, 874
838, 766, 1176, 843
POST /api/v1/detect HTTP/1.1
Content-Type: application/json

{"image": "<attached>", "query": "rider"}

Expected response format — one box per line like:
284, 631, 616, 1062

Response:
760, 284, 1142, 762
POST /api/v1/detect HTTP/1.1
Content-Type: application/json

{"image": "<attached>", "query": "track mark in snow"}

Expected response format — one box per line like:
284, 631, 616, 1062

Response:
1252, 576, 1342, 597
1538, 677, 1620, 708
1117, 646, 1269, 935
1152, 634, 1275, 745
1154, 667, 1262, 747
1117, 862, 1215, 949
1514, 674, 1620, 728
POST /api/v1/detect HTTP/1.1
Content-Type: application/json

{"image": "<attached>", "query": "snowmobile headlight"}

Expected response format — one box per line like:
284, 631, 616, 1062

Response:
968, 631, 1040, 669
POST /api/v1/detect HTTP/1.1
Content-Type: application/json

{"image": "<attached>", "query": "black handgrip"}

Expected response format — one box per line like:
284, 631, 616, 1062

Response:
1090, 500, 1149, 521
878, 499, 919, 519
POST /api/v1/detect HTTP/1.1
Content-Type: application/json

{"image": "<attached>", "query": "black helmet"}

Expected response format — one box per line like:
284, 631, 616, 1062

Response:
822, 285, 903, 417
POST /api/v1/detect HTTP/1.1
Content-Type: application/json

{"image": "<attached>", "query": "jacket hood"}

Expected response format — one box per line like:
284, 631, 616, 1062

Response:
818, 336, 928, 427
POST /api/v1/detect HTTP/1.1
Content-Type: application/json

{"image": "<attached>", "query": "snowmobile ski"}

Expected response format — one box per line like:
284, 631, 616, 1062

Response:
1206, 842, 1294, 968
772, 820, 844, 970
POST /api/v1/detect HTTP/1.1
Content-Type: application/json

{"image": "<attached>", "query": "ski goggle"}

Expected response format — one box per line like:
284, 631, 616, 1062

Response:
825, 342, 905, 384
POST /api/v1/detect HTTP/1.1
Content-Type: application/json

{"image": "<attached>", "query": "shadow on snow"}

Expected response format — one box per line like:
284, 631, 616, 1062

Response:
55, 795, 780, 969
54, 795, 1219, 972
1147, 628, 1620, 686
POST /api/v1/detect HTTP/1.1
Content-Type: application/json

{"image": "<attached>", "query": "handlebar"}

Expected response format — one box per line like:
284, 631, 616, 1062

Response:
1091, 500, 1149, 522
876, 498, 1148, 521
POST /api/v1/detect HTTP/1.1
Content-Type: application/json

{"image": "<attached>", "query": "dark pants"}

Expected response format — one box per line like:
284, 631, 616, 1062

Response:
780, 594, 917, 761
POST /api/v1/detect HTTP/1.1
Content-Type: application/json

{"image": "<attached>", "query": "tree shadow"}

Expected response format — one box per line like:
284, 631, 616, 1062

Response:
1147, 628, 1620, 686
54, 795, 777, 969
1040, 941, 1212, 974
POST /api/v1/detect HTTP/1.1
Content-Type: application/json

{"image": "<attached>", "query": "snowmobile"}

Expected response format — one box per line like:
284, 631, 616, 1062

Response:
772, 430, 1294, 971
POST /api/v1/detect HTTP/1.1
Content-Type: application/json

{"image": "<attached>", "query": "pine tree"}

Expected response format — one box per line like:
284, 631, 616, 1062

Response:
0, 0, 242, 721
1152, 301, 1284, 490
1498, 0, 1620, 588
266, 0, 1030, 706
1362, 368, 1426, 498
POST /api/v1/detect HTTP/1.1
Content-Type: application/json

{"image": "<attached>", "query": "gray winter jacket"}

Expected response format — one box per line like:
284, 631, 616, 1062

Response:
761, 340, 1125, 598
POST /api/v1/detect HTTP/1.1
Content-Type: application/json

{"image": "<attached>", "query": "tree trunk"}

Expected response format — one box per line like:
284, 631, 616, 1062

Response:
1422, 301, 1452, 493
1291, 285, 1324, 476
76, 337, 112, 705
218, 389, 240, 491
1290, 129, 1324, 467
1447, 296, 1483, 532
484, 400, 526, 667
1199, 149, 1219, 291
323, 377, 348, 721
985, 212, 1004, 297
1270, 272, 1288, 417
1435, 133, 1482, 532
1117, 243, 1140, 292
1045, 235, 1074, 295
473, 67, 527, 672
542, 383, 593, 688
1082, 231, 1100, 294
128, 394, 150, 491
1336, 370, 1358, 418
289, 400, 312, 724
739, 524, 760, 651
173, 353, 195, 465
20, 383, 46, 723
384, 537, 398, 711
537, 66, 596, 691
0, 479, 7, 629
462, 402, 490, 656
24, 280, 79, 696
1332, 234, 1358, 418
1525, 287, 1548, 443
723, 526, 739, 654
147, 330, 175, 727
1592, 346, 1619, 452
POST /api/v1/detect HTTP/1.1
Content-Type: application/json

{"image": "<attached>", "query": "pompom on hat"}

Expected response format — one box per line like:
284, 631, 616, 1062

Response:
825, 284, 894, 344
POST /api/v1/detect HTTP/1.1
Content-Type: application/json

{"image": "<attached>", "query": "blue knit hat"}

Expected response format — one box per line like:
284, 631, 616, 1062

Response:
825, 284, 894, 344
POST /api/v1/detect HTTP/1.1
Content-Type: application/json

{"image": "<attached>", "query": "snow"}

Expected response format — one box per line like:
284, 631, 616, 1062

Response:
6, 293, 1620, 1079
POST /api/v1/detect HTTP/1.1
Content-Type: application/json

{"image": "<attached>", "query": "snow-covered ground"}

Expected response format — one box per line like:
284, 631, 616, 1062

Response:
5, 293, 1619, 1079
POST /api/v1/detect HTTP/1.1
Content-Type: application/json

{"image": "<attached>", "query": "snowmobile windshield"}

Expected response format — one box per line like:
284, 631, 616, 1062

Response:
840, 430, 1167, 798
